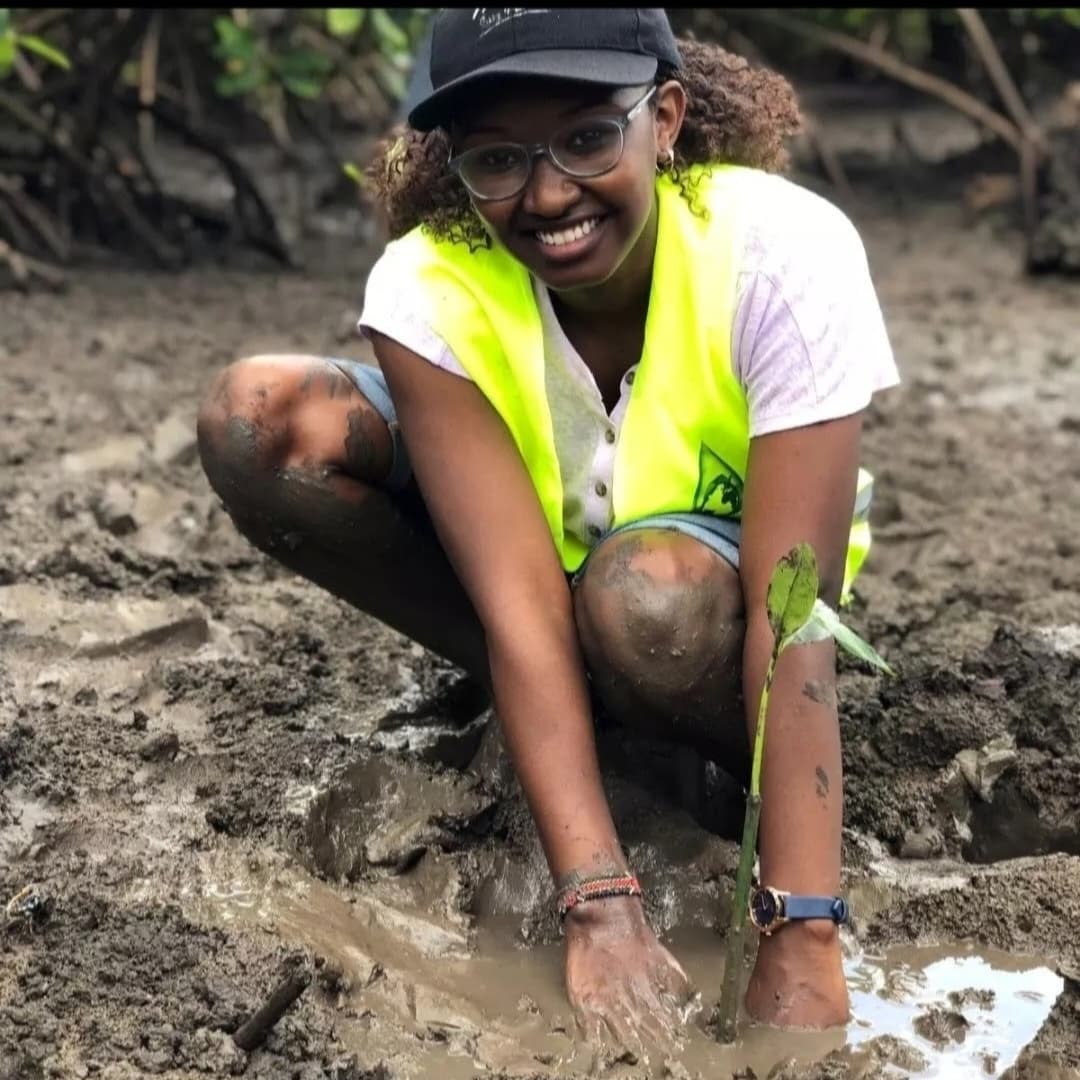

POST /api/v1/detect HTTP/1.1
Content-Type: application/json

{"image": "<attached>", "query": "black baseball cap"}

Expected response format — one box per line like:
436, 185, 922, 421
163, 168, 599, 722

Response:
407, 8, 682, 132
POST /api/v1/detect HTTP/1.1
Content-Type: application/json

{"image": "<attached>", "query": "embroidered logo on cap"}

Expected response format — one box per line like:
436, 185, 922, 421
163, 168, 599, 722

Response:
472, 9, 552, 38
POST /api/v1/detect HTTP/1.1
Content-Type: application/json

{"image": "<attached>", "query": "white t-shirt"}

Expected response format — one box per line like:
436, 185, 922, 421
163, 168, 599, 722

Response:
359, 172, 900, 549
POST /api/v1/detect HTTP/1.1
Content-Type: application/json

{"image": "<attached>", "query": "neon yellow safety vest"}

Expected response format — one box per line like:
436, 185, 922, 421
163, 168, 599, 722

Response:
388, 163, 873, 598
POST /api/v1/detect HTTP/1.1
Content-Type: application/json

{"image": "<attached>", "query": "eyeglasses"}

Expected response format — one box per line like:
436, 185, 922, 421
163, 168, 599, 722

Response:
448, 86, 657, 202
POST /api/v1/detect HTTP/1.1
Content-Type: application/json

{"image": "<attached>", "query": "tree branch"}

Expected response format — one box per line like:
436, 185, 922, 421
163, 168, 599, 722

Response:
138, 11, 163, 158
117, 91, 296, 267
0, 238, 66, 290
0, 175, 70, 261
955, 8, 1044, 150
739, 10, 1027, 155
954, 9, 1044, 259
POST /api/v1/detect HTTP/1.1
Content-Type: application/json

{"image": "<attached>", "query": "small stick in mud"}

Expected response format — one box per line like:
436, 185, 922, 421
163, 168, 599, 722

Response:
232, 967, 312, 1053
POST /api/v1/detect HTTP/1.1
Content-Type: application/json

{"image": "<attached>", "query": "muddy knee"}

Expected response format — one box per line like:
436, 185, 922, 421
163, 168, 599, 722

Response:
196, 354, 393, 519
197, 355, 289, 505
574, 529, 745, 711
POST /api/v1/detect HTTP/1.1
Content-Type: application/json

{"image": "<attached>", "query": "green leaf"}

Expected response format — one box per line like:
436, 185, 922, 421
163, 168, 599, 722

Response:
0, 32, 14, 77
840, 9, 876, 30
326, 8, 364, 37
342, 161, 372, 191
214, 66, 264, 97
786, 599, 895, 675
213, 16, 255, 60
0, 10, 10, 37
275, 46, 334, 78
783, 601, 833, 649
281, 73, 323, 99
766, 542, 819, 643
371, 7, 409, 51
16, 33, 71, 70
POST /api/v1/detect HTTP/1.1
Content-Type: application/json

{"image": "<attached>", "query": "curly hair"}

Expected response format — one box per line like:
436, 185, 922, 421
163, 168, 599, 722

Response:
365, 38, 803, 247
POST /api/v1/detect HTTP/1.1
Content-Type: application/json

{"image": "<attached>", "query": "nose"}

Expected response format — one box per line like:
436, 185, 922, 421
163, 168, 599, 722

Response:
520, 153, 580, 219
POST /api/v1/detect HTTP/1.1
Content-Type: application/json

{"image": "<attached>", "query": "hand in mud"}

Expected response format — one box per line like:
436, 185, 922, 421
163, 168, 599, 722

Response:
563, 896, 697, 1057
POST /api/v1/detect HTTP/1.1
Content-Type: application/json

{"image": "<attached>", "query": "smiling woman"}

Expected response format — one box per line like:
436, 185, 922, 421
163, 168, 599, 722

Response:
195, 6, 900, 1056
370, 31, 802, 248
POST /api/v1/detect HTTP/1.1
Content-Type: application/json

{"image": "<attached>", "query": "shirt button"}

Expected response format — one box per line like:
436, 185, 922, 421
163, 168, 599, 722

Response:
625, 371, 636, 386
595, 481, 607, 497
604, 428, 615, 445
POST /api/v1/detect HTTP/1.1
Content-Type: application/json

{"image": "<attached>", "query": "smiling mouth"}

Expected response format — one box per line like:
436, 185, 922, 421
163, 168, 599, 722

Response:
534, 215, 604, 248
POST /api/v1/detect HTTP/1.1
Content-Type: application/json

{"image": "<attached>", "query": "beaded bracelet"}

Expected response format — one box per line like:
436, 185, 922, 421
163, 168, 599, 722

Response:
556, 874, 644, 920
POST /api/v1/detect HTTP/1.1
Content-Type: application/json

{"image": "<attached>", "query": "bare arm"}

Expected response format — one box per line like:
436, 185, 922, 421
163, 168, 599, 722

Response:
371, 332, 626, 882
740, 413, 863, 899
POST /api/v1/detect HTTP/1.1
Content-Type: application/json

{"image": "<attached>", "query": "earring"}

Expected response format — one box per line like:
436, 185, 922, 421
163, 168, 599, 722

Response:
657, 148, 675, 173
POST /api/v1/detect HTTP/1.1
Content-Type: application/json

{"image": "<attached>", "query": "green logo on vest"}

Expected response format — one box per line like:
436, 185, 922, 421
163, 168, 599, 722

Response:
693, 443, 743, 517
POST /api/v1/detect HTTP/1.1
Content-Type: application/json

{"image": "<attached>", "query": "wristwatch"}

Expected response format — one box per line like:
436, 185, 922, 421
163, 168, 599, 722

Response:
748, 885, 850, 936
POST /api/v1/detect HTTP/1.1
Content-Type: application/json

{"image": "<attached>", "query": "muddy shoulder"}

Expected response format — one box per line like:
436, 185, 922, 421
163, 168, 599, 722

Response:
2, 178, 1080, 1077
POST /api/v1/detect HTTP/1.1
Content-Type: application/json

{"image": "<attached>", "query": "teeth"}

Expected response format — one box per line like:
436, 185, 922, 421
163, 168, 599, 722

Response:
536, 216, 601, 247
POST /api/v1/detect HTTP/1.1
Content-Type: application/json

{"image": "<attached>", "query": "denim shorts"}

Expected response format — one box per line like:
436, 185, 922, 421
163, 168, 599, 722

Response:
330, 358, 742, 574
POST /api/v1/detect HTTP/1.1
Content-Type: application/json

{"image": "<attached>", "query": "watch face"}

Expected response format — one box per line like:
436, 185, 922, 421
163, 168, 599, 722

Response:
751, 888, 779, 928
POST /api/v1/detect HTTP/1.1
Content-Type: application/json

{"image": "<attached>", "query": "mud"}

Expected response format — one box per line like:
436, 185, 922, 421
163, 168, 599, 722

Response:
2, 106, 1080, 1078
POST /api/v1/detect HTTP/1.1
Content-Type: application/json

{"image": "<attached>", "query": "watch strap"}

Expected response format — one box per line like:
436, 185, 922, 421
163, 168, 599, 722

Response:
783, 894, 850, 924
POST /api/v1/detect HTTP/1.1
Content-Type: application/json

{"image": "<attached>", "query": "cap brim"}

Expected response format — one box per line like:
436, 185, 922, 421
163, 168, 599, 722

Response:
407, 49, 659, 131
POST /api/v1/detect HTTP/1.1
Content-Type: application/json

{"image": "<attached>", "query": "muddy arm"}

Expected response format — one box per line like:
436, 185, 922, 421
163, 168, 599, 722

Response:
371, 332, 626, 881
741, 414, 861, 885
739, 413, 862, 1025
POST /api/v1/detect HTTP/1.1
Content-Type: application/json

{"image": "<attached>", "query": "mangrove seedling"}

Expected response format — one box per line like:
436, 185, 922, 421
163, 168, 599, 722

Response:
714, 541, 894, 1043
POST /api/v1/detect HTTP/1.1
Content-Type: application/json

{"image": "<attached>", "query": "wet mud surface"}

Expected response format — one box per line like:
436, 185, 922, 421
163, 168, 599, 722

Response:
2, 136, 1080, 1076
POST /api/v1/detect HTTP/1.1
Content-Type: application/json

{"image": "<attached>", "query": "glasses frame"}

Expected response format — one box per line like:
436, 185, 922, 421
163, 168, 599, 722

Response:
447, 85, 658, 202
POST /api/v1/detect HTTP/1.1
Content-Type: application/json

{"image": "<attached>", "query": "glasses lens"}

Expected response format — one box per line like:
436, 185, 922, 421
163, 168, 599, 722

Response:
551, 120, 623, 177
458, 145, 529, 199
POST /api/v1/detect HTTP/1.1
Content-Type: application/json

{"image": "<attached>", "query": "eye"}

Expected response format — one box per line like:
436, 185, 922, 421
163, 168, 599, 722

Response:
564, 125, 612, 152
469, 146, 521, 174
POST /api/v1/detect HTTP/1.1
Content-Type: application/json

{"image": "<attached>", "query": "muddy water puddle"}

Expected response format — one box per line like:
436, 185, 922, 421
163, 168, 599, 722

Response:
184, 856, 1062, 1079
845, 946, 1064, 1077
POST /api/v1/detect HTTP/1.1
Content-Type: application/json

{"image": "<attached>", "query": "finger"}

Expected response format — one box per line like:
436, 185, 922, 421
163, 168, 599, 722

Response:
608, 1003, 640, 1050
644, 965, 699, 1040
650, 966, 693, 1020
577, 1002, 617, 1051
588, 999, 647, 1065
591, 1012, 643, 1074
575, 1006, 617, 1077
655, 959, 698, 1018
608, 986, 667, 1061
656, 984, 700, 1032
573, 1001, 602, 1044
631, 986, 679, 1051
659, 950, 695, 994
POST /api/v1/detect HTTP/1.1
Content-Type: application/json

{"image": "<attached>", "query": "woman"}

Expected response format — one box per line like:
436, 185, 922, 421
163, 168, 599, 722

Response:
197, 8, 899, 1045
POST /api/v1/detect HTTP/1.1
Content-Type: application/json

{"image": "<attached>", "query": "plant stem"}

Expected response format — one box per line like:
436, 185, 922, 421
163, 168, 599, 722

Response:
715, 643, 779, 1042
749, 648, 778, 801
715, 791, 761, 1041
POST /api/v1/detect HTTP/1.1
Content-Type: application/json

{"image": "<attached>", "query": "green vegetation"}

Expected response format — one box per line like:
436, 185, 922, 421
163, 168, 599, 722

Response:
0, 8, 1077, 283
207, 9, 430, 138
0, 8, 69, 79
